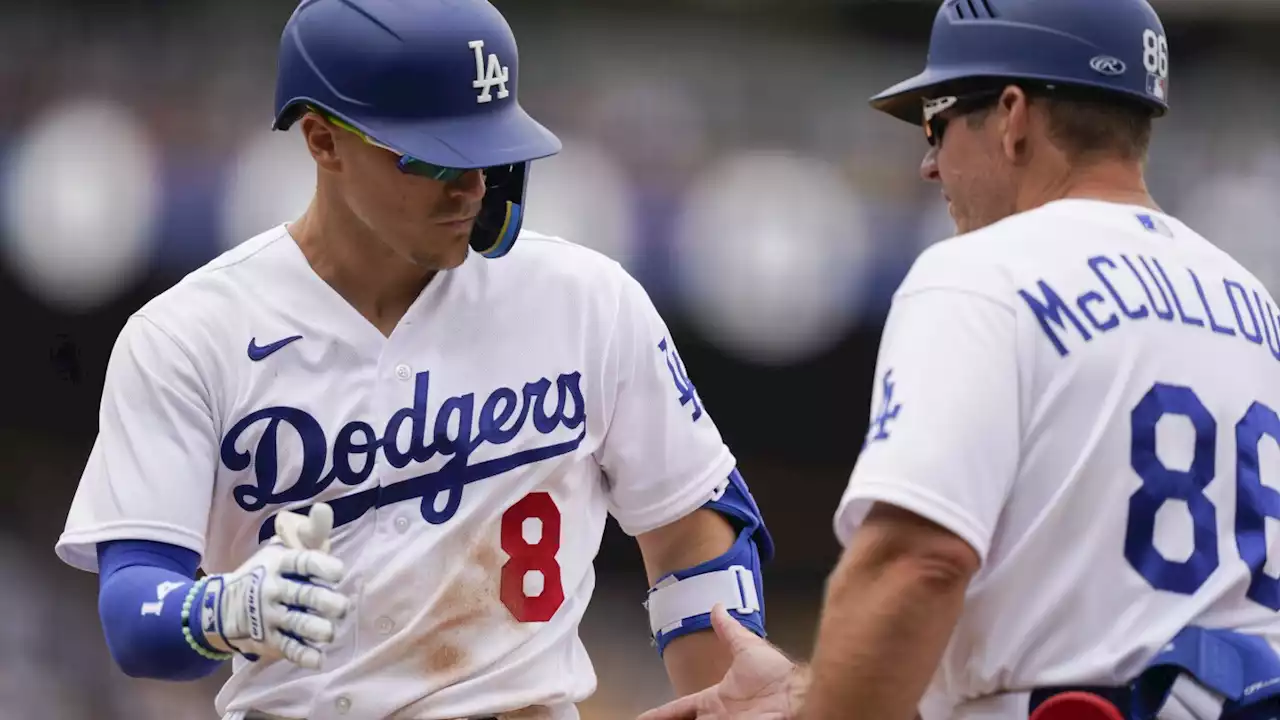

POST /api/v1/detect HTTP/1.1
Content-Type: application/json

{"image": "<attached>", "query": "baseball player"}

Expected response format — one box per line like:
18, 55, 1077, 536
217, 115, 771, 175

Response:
640, 1, 1280, 719
53, 1, 773, 719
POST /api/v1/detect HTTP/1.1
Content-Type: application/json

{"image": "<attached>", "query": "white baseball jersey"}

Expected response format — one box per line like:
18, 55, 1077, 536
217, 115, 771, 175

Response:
835, 199, 1280, 719
55, 226, 736, 720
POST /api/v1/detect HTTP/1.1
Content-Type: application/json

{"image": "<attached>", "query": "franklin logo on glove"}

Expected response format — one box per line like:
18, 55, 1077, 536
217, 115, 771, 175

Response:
198, 502, 350, 670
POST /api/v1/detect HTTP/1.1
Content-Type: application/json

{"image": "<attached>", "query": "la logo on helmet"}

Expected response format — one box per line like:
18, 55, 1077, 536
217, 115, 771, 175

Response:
469, 39, 510, 104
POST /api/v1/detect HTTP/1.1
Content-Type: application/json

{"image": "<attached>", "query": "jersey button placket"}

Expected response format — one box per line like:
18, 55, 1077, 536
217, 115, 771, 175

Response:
375, 616, 395, 635
334, 695, 352, 714
385, 360, 414, 537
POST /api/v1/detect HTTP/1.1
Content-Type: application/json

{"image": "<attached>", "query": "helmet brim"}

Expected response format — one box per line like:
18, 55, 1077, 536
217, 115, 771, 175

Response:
292, 101, 562, 170
869, 65, 1011, 125
871, 67, 1170, 126
366, 104, 561, 169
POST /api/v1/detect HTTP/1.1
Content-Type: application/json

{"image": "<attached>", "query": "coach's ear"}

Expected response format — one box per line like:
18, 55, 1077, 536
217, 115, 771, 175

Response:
299, 113, 343, 172
996, 84, 1033, 165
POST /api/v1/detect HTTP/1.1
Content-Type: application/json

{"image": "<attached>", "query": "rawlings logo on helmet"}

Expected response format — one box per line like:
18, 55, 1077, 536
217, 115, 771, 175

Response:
1090, 56, 1127, 77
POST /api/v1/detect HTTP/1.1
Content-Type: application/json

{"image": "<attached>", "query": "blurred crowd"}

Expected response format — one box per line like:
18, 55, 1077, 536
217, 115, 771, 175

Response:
3, 0, 1280, 718
4, 2, 1277, 365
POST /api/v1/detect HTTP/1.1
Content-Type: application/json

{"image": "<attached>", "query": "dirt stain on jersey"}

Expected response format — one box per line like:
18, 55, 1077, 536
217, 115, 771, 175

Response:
425, 642, 465, 675
415, 537, 507, 677
474, 541, 501, 574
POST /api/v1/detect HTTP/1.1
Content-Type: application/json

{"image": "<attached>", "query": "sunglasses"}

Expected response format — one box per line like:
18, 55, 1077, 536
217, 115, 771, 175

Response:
315, 109, 472, 182
922, 89, 1005, 147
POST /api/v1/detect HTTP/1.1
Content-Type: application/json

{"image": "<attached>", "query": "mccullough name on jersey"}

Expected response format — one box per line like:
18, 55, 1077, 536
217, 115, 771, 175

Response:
1019, 251, 1279, 359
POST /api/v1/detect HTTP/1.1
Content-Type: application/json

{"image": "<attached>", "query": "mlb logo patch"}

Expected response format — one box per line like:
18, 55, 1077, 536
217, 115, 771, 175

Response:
1136, 213, 1173, 237
1147, 73, 1167, 101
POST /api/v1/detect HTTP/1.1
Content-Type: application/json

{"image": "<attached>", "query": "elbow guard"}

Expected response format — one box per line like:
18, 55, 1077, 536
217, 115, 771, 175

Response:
645, 468, 774, 655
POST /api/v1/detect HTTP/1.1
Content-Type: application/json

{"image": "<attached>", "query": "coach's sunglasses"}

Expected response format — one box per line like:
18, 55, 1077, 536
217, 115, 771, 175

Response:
310, 107, 471, 183
922, 88, 1006, 147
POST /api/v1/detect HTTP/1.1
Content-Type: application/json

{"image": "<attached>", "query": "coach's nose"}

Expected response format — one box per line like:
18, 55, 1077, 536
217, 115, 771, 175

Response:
920, 146, 941, 183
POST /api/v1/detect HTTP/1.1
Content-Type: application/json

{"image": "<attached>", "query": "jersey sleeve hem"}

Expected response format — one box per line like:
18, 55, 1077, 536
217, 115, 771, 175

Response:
56, 521, 206, 574
610, 446, 737, 537
834, 476, 991, 564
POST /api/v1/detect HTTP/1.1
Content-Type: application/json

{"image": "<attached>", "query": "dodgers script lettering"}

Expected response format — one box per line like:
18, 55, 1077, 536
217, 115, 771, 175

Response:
220, 370, 587, 540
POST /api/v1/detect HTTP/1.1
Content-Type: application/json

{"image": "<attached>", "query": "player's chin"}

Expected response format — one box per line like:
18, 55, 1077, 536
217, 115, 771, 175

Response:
437, 245, 470, 270
407, 247, 467, 271
407, 227, 471, 269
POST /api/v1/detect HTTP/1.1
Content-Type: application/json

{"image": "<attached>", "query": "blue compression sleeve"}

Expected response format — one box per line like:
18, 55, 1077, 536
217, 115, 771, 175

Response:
97, 540, 224, 680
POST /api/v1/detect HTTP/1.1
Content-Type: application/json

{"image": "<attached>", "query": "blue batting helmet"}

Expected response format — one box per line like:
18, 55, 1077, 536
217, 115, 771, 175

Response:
870, 0, 1170, 127
272, 0, 562, 259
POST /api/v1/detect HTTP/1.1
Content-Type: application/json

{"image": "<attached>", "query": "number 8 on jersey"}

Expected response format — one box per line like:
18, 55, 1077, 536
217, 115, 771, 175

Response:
500, 492, 565, 623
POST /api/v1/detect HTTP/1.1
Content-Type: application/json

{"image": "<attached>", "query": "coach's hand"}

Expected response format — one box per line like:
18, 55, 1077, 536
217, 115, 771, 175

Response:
198, 503, 351, 670
638, 604, 805, 720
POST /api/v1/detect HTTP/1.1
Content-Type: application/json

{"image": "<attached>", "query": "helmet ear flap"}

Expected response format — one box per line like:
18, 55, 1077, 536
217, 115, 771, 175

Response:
469, 163, 529, 259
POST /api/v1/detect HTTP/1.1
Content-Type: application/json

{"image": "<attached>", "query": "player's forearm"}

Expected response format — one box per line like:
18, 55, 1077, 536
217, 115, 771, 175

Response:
638, 508, 739, 694
97, 541, 225, 680
660, 629, 736, 696
798, 540, 969, 720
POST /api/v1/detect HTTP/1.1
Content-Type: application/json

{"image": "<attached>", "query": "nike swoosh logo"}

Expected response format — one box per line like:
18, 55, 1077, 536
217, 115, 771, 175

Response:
247, 335, 303, 361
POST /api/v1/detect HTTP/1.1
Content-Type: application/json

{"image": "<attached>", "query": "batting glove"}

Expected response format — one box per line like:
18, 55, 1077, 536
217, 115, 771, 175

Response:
197, 502, 350, 670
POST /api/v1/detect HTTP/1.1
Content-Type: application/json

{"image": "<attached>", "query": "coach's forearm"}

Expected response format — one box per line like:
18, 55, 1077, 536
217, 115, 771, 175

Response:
799, 538, 969, 720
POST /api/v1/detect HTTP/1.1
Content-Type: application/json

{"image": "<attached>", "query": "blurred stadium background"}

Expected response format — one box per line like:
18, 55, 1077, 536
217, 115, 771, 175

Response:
2, 0, 1277, 717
